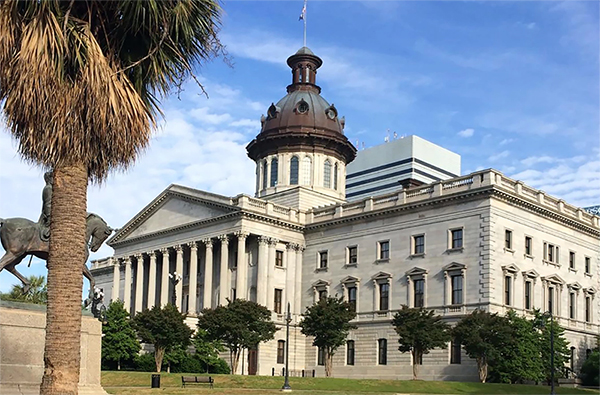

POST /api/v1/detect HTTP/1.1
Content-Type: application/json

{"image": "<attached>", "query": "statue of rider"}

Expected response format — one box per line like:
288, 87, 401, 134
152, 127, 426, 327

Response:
38, 171, 53, 242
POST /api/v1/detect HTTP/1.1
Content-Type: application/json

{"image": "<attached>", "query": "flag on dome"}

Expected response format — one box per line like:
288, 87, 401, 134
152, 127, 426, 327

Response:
299, 1, 306, 21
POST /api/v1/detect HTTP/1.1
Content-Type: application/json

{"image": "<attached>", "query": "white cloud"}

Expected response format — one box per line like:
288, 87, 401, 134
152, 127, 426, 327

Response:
458, 128, 475, 138
499, 138, 514, 146
189, 107, 232, 125
489, 150, 510, 162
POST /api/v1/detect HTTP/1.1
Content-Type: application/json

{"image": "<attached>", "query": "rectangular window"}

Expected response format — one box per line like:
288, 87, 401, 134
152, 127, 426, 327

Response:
585, 257, 591, 274
450, 339, 461, 364
379, 283, 389, 311
379, 240, 390, 260
318, 289, 328, 300
569, 292, 575, 319
505, 230, 512, 250
318, 251, 328, 269
413, 235, 425, 255
348, 246, 358, 265
451, 229, 463, 249
275, 250, 284, 267
525, 236, 532, 256
414, 279, 424, 308
525, 281, 532, 310
548, 286, 554, 314
274, 289, 283, 314
544, 242, 559, 264
317, 347, 325, 366
232, 288, 237, 301
451, 275, 463, 305
585, 296, 591, 322
378, 339, 387, 365
347, 286, 357, 312
277, 340, 285, 364
504, 276, 511, 306
346, 340, 355, 366
569, 251, 576, 270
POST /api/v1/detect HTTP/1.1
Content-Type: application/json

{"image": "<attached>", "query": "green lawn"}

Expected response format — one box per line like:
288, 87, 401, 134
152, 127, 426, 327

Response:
102, 371, 595, 395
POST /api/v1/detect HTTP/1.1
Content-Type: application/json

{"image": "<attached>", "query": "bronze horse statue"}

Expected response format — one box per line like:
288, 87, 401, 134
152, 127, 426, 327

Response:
0, 213, 113, 298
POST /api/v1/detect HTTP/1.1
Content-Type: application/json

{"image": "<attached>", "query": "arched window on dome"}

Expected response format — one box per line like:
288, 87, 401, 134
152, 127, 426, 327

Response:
302, 156, 312, 185
334, 163, 339, 190
323, 160, 332, 188
270, 157, 279, 187
290, 156, 299, 185
262, 160, 268, 190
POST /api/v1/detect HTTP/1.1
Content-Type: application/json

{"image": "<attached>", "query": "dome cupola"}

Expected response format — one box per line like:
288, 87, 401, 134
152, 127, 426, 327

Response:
246, 47, 357, 209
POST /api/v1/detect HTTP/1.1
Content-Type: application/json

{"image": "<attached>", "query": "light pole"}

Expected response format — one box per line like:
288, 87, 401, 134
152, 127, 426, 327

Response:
282, 302, 292, 392
169, 271, 182, 308
542, 311, 556, 395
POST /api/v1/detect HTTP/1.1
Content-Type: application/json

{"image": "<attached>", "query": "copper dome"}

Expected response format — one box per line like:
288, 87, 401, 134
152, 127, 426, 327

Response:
247, 47, 356, 164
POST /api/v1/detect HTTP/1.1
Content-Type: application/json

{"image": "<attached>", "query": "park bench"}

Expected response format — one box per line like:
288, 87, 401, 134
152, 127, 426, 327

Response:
181, 376, 214, 389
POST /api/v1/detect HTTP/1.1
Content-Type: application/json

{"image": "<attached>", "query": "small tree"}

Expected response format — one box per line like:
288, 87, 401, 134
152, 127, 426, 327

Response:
299, 296, 357, 377
133, 304, 193, 372
0, 275, 47, 304
580, 350, 600, 386
101, 300, 140, 370
193, 328, 225, 373
533, 311, 570, 384
452, 310, 511, 383
392, 306, 451, 380
197, 299, 277, 374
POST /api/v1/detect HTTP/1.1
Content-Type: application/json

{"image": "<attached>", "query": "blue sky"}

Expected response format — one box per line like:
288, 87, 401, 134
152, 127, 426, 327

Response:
1, 1, 598, 293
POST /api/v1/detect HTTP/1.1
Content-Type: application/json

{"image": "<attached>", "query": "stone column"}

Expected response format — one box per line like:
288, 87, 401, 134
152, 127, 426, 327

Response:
203, 239, 213, 309
160, 248, 170, 307
235, 232, 249, 300
188, 242, 198, 315
266, 238, 278, 310
294, 245, 304, 315
147, 251, 157, 309
175, 245, 184, 310
257, 236, 270, 306
285, 243, 296, 314
135, 254, 144, 313
123, 257, 132, 313
111, 258, 120, 302
219, 235, 229, 305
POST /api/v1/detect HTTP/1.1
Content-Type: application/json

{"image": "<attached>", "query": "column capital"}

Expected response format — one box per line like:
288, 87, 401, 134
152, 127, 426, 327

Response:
160, 247, 169, 255
286, 242, 297, 251
235, 231, 249, 240
268, 237, 279, 246
258, 236, 270, 245
174, 244, 184, 253
135, 253, 143, 260
122, 256, 132, 264
187, 241, 198, 250
147, 251, 156, 259
218, 234, 230, 245
203, 238, 213, 247
296, 244, 306, 252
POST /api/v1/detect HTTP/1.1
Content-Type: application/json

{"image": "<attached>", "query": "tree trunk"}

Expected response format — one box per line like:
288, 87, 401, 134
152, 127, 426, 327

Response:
117, 359, 121, 371
324, 349, 333, 377
412, 350, 420, 380
477, 357, 488, 383
231, 349, 241, 374
40, 164, 87, 395
155, 347, 165, 372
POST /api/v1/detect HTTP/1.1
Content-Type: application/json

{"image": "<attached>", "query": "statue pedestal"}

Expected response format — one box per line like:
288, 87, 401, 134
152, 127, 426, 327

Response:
0, 301, 108, 395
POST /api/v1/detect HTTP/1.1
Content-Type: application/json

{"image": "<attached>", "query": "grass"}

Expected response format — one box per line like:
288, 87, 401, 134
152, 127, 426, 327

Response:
102, 371, 596, 395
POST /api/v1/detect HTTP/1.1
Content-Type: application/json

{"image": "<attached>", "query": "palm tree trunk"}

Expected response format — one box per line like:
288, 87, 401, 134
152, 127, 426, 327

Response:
40, 163, 87, 395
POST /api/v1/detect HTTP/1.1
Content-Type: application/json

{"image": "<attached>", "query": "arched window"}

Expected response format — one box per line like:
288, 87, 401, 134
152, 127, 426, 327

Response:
290, 156, 299, 185
302, 156, 312, 185
323, 160, 332, 188
262, 160, 268, 190
333, 163, 339, 190
270, 157, 278, 187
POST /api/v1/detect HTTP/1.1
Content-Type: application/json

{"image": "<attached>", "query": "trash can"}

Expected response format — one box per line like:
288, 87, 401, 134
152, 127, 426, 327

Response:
151, 374, 160, 388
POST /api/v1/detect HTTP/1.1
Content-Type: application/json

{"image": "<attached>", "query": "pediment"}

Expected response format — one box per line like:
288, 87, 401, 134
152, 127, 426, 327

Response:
584, 287, 597, 295
372, 271, 392, 281
443, 262, 466, 272
502, 264, 520, 274
109, 184, 237, 244
340, 275, 360, 284
568, 282, 582, 290
541, 274, 565, 285
522, 269, 539, 279
406, 267, 428, 277
312, 279, 331, 288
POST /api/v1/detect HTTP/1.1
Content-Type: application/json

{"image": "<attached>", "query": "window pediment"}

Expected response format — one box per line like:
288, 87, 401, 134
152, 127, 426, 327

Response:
522, 269, 539, 279
371, 271, 392, 282
340, 275, 360, 285
502, 264, 520, 274
312, 279, 331, 288
568, 282, 582, 291
443, 262, 466, 272
584, 287, 597, 295
406, 267, 428, 277
541, 274, 565, 285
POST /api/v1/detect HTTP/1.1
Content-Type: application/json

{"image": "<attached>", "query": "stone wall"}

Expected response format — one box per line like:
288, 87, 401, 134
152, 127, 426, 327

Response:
0, 301, 107, 395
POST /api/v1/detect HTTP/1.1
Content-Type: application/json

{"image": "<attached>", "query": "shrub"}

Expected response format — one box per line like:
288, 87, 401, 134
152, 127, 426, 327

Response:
208, 358, 230, 374
134, 353, 160, 372
580, 350, 599, 386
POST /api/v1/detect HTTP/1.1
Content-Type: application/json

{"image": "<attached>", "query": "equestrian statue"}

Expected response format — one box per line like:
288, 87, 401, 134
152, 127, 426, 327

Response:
0, 171, 113, 301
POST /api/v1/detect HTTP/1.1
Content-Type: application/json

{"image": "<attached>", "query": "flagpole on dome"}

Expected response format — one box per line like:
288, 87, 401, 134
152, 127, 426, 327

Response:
299, 0, 307, 47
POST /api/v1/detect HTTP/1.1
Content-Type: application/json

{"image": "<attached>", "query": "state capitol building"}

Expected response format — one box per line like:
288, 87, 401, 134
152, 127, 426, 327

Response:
91, 47, 600, 381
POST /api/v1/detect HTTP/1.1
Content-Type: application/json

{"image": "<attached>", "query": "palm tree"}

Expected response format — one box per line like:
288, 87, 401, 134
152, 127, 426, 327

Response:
0, 2, 222, 394
0, 275, 48, 304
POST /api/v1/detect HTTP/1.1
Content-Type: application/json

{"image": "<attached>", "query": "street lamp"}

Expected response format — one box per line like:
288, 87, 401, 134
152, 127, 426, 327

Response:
169, 271, 182, 308
541, 311, 556, 395
282, 302, 292, 392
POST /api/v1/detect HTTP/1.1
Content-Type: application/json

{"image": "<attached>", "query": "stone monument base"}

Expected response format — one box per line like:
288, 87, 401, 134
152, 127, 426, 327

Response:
0, 301, 108, 395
